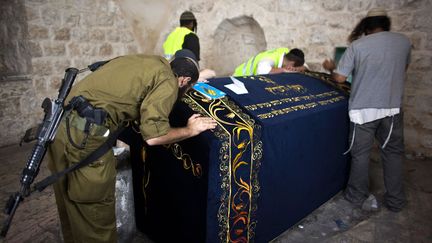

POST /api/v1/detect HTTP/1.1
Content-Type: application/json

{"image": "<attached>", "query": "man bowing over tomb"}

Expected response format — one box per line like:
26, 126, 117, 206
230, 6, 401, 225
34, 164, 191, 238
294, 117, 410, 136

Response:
233, 47, 306, 76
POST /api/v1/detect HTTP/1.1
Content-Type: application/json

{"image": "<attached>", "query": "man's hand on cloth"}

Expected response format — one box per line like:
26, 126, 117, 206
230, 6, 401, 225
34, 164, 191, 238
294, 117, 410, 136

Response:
187, 114, 217, 136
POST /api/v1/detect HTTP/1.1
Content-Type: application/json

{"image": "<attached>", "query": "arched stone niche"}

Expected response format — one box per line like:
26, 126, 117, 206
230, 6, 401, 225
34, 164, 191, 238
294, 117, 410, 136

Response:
211, 16, 266, 76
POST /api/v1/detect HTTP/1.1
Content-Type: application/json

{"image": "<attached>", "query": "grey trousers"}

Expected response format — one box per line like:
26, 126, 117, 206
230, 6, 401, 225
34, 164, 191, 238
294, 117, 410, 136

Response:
344, 113, 406, 210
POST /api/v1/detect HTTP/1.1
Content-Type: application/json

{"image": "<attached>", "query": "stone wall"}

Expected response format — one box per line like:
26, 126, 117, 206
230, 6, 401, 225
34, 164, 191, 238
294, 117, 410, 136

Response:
0, 0, 37, 147
0, 0, 32, 80
0, 0, 140, 147
0, 0, 431, 157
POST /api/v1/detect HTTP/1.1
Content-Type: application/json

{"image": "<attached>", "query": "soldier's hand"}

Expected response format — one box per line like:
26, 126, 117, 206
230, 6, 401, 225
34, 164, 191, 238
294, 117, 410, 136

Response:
187, 114, 217, 136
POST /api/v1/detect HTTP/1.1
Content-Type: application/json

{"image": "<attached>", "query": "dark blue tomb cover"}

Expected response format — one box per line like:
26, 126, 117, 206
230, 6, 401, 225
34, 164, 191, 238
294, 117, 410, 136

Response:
134, 72, 350, 243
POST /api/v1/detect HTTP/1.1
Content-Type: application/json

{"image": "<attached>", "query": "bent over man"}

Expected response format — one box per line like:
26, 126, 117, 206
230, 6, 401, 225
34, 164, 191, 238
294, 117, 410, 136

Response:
233, 47, 305, 76
47, 49, 217, 242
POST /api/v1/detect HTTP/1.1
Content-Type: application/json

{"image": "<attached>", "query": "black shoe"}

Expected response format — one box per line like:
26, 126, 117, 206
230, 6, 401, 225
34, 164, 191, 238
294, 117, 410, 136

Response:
385, 204, 403, 212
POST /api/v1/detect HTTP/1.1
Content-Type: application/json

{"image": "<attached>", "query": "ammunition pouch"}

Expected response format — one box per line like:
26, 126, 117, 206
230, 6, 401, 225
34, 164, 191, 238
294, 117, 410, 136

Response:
65, 96, 108, 149
66, 95, 107, 125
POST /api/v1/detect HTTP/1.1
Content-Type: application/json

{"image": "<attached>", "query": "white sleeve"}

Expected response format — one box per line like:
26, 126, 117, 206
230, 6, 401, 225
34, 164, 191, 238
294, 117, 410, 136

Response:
256, 59, 274, 75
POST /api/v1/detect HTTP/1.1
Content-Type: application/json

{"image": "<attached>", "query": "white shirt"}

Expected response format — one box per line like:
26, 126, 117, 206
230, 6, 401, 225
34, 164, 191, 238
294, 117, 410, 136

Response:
349, 108, 400, 125
256, 54, 309, 75
256, 54, 284, 75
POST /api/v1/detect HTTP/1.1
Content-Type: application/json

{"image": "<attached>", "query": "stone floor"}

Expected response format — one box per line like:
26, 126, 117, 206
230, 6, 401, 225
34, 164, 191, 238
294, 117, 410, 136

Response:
0, 142, 431, 243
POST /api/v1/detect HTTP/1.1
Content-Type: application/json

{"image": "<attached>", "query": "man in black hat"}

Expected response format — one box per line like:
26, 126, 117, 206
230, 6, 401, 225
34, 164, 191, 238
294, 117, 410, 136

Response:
163, 11, 200, 61
47, 49, 217, 243
163, 11, 217, 82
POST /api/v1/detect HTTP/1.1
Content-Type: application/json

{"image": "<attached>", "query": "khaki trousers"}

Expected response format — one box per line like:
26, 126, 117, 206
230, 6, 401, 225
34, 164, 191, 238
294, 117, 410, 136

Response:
47, 113, 117, 243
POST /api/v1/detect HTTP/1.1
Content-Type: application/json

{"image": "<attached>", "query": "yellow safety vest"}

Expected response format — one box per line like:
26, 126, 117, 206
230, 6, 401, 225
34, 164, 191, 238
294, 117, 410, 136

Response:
233, 48, 289, 76
163, 27, 195, 60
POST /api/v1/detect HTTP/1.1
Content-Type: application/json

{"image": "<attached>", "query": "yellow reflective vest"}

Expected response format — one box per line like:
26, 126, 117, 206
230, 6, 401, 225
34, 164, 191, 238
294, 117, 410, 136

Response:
233, 47, 289, 76
163, 27, 195, 60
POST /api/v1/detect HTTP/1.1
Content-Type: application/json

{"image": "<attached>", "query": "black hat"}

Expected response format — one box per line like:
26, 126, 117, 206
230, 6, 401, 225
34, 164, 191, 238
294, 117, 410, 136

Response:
173, 49, 200, 71
174, 49, 197, 61
180, 11, 196, 21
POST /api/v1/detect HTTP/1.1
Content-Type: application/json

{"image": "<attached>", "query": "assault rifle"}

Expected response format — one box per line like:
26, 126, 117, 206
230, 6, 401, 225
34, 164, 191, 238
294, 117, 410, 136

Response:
0, 61, 108, 238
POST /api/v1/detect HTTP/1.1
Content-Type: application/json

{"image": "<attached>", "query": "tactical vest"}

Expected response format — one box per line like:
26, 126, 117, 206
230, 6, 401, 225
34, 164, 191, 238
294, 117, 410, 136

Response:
163, 27, 195, 60
233, 47, 289, 76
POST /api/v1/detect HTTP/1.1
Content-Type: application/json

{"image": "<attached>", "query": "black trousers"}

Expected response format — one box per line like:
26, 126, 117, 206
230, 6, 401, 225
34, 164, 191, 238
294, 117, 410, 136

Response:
344, 113, 406, 210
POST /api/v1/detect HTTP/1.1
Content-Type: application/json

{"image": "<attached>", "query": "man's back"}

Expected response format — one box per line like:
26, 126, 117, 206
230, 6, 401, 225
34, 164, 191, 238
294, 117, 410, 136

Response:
233, 48, 288, 76
163, 27, 199, 61
68, 55, 178, 126
339, 31, 411, 110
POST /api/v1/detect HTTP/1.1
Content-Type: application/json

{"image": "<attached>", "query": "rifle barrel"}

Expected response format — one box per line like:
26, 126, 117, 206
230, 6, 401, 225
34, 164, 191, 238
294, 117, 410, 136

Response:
1, 193, 22, 237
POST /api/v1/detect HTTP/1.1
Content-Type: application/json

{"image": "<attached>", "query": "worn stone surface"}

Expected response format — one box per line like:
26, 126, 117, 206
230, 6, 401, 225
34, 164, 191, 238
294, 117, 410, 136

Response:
0, 144, 147, 243
271, 153, 432, 243
1, 145, 430, 242
0, 0, 431, 157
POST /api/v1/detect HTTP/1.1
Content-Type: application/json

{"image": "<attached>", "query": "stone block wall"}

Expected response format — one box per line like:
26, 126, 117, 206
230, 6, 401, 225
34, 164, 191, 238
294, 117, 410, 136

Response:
0, 0, 140, 147
0, 0, 431, 157
1, 0, 37, 147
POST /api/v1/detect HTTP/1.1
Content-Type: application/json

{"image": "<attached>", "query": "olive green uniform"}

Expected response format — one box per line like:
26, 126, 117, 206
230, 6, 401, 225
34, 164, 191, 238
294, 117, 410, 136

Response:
47, 55, 178, 243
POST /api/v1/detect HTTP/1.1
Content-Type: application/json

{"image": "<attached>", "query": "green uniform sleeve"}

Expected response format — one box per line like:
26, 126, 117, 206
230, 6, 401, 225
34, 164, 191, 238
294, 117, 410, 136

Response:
139, 71, 178, 141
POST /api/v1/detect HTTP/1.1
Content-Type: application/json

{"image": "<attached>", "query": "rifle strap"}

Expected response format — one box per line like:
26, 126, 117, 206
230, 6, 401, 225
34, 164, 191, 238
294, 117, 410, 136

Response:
32, 125, 125, 193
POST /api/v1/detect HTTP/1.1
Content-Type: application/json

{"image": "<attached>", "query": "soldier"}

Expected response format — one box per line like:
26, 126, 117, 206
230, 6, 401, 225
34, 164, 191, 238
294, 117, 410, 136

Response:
47, 49, 217, 242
